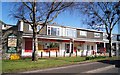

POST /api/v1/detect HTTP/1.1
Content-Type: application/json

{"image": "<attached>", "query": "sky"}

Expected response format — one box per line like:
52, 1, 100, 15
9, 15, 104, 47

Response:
0, 2, 119, 34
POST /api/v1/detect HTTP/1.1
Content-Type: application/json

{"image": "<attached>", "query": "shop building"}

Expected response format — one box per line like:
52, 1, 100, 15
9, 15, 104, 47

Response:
16, 20, 104, 57
2, 20, 120, 57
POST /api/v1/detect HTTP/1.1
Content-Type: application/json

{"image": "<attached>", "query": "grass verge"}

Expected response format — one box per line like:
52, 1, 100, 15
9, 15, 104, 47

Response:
2, 56, 117, 73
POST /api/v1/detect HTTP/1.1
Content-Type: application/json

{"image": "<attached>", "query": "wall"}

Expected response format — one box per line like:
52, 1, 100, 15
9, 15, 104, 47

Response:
77, 29, 103, 40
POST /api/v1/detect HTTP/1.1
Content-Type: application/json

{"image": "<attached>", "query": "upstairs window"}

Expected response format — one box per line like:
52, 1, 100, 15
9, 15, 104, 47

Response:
29, 25, 33, 31
94, 33, 100, 38
73, 30, 76, 38
48, 27, 60, 36
48, 27, 51, 35
66, 28, 70, 37
37, 25, 41, 32
51, 27, 59, 36
80, 31, 87, 37
66, 28, 76, 38
29, 25, 41, 31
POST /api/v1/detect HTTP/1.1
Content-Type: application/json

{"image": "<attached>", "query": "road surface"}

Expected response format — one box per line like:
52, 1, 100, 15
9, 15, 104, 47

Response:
23, 61, 119, 74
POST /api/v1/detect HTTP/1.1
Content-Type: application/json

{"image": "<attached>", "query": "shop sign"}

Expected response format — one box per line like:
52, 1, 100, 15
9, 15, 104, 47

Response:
10, 54, 20, 60
7, 34, 17, 53
7, 47, 17, 53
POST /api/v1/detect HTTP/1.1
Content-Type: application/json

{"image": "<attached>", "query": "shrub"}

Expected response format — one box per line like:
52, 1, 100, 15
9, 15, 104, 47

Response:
85, 56, 107, 60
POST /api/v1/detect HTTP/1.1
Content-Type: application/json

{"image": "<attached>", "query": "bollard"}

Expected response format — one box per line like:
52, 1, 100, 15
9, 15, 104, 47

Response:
64, 51, 65, 57
49, 51, 50, 58
76, 50, 77, 57
56, 51, 57, 57
41, 52, 43, 58
69, 52, 71, 57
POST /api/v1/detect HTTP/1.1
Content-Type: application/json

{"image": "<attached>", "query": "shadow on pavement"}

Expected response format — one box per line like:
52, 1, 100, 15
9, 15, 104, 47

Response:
97, 60, 120, 68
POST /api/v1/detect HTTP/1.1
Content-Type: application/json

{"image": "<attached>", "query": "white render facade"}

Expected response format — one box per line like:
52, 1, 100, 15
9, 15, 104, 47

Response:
3, 20, 120, 57
16, 20, 106, 57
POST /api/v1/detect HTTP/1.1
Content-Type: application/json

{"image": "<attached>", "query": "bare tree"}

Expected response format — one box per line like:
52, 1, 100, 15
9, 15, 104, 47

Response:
77, 2, 120, 57
10, 0, 74, 61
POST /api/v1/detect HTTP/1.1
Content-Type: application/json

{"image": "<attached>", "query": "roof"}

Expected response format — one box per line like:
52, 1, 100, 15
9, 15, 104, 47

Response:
0, 20, 15, 26
48, 22, 104, 33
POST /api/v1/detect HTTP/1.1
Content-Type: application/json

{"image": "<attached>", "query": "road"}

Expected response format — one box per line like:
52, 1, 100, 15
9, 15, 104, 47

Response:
23, 61, 119, 74
3, 60, 120, 75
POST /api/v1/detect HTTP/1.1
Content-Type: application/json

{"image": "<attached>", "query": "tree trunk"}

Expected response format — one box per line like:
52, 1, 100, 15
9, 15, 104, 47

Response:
32, 1, 38, 61
109, 36, 112, 57
32, 27, 37, 61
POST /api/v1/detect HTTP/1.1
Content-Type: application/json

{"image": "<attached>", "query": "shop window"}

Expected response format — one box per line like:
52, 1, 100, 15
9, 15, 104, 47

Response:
49, 43, 59, 48
38, 42, 59, 52
91, 46, 94, 50
25, 39, 32, 52
65, 44, 70, 53
87, 45, 90, 51
65, 44, 73, 53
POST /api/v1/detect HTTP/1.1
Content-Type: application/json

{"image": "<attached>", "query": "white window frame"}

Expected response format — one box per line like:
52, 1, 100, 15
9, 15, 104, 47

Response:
72, 29, 76, 38
80, 31, 87, 37
94, 33, 100, 38
51, 26, 60, 36
47, 26, 51, 35
29, 25, 33, 31
37, 25, 41, 32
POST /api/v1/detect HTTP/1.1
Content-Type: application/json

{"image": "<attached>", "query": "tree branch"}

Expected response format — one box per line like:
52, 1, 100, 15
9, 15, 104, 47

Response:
22, 2, 32, 11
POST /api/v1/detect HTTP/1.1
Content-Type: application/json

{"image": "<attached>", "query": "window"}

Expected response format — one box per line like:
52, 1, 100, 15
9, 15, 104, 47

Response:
65, 44, 70, 53
29, 25, 41, 31
48, 27, 51, 35
117, 35, 120, 41
72, 29, 76, 38
66, 28, 69, 36
37, 25, 41, 32
51, 27, 59, 36
87, 45, 90, 51
80, 31, 87, 36
94, 33, 100, 38
29, 25, 33, 31
48, 26, 60, 36
91, 46, 94, 50
4, 24, 6, 27
66, 28, 76, 38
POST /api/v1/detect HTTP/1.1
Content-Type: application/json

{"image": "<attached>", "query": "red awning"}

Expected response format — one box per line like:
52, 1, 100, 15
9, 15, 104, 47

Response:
74, 41, 85, 43
38, 38, 70, 42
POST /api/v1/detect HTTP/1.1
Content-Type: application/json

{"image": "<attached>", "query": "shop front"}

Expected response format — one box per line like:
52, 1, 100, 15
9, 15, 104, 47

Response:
21, 37, 71, 57
21, 37, 102, 57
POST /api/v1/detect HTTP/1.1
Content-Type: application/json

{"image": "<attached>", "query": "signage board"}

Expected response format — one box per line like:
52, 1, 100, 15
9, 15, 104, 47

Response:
7, 34, 17, 53
10, 54, 20, 60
